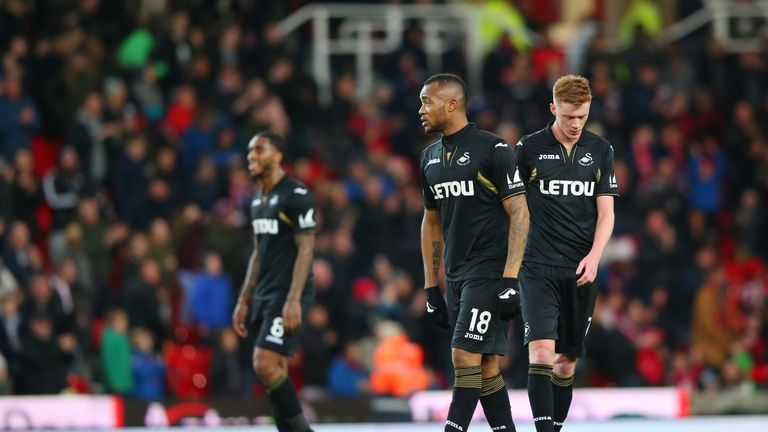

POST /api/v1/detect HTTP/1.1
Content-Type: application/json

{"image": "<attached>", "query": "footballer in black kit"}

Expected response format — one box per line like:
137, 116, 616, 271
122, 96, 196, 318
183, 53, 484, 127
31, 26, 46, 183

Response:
248, 174, 315, 353
518, 75, 617, 432
517, 122, 618, 353
419, 74, 529, 432
232, 132, 315, 432
421, 123, 526, 352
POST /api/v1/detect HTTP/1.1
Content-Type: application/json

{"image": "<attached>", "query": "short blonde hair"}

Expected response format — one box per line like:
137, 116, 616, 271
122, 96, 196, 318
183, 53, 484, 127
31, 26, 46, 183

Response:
553, 75, 592, 106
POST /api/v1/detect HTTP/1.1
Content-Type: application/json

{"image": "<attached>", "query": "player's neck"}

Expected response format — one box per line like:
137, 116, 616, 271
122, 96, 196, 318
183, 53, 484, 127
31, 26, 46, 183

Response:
551, 122, 577, 148
441, 119, 469, 138
261, 168, 286, 194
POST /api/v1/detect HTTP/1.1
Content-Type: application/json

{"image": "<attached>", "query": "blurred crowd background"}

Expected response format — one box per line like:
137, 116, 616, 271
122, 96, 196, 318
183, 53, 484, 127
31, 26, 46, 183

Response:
0, 0, 766, 405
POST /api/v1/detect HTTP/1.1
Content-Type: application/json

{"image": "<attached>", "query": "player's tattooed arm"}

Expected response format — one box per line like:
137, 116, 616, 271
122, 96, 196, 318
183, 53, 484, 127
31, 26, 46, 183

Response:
502, 194, 529, 278
283, 231, 316, 333
421, 210, 444, 287
287, 231, 315, 302
431, 241, 441, 279
233, 234, 260, 337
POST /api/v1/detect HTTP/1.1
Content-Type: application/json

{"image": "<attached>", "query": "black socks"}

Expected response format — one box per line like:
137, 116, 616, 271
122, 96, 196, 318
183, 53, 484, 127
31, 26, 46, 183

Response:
551, 373, 574, 432
527, 363, 554, 432
479, 374, 515, 431
266, 375, 312, 432
445, 366, 482, 431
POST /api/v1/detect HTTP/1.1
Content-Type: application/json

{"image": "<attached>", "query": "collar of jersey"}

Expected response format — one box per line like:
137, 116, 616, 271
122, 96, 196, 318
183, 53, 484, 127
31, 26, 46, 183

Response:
261, 175, 288, 197
545, 121, 590, 147
441, 123, 473, 147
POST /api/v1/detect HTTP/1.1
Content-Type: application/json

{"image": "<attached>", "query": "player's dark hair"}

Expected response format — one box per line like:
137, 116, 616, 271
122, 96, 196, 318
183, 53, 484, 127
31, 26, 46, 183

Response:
255, 132, 286, 154
424, 73, 468, 108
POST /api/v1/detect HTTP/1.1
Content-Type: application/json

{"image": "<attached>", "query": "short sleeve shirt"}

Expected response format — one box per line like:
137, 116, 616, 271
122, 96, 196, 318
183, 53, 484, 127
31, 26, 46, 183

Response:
516, 123, 619, 268
250, 176, 316, 299
420, 124, 526, 281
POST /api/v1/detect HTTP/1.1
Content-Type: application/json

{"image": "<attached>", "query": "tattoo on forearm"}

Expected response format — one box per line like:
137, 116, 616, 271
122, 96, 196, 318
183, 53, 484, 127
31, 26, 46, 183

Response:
288, 247, 312, 299
431, 241, 442, 280
505, 197, 529, 275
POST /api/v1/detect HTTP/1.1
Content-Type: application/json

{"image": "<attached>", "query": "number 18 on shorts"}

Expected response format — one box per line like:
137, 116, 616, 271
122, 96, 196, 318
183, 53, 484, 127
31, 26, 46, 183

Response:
447, 278, 509, 356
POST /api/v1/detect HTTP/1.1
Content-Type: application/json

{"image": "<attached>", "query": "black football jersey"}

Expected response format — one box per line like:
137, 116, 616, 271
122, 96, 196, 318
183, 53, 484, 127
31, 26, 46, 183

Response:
420, 123, 526, 282
516, 123, 619, 268
250, 175, 315, 300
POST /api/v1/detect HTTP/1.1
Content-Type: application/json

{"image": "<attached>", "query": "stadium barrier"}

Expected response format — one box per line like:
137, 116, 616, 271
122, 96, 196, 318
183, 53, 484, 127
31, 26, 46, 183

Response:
0, 395, 374, 429
409, 387, 691, 423
0, 395, 121, 429
7, 388, 768, 429
123, 397, 375, 427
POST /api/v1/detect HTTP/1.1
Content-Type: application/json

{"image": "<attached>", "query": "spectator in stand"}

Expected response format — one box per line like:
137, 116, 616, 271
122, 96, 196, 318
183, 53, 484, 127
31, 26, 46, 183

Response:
114, 135, 150, 229
44, 147, 89, 260
147, 218, 178, 286
72, 196, 128, 297
687, 136, 727, 215
0, 160, 14, 225
0, 353, 11, 395
187, 157, 219, 212
733, 189, 764, 259
327, 339, 370, 397
209, 327, 243, 397
190, 251, 232, 334
0, 256, 19, 300
9, 149, 43, 238
635, 209, 683, 297
68, 91, 119, 186
164, 84, 197, 140
369, 320, 428, 398
0, 291, 22, 382
692, 267, 737, 369
20, 273, 73, 336
0, 71, 39, 162
299, 303, 338, 393
1, 221, 42, 286
180, 108, 219, 176
16, 314, 76, 394
122, 259, 166, 345
130, 327, 165, 401
100, 308, 133, 395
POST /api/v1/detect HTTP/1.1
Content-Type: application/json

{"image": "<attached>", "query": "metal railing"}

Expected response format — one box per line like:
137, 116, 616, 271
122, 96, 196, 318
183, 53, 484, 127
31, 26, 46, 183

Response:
277, 3, 486, 106
276, 1, 768, 106
660, 0, 768, 50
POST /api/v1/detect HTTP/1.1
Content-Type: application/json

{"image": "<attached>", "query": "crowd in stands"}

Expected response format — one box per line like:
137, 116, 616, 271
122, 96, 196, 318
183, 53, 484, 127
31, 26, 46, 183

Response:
0, 0, 766, 403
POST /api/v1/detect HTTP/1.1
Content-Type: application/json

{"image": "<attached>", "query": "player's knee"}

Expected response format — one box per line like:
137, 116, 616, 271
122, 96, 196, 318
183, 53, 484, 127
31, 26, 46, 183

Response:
480, 355, 500, 377
452, 348, 482, 368
528, 341, 555, 365
253, 356, 282, 384
553, 355, 577, 377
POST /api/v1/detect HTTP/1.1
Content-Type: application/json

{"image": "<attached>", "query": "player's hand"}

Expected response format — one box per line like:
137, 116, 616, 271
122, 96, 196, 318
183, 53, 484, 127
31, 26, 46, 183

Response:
498, 277, 521, 320
576, 253, 600, 286
282, 299, 302, 334
425, 286, 450, 329
232, 301, 250, 338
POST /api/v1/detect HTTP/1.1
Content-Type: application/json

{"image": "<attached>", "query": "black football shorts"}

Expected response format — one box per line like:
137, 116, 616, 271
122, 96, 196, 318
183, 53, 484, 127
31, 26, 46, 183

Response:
447, 278, 509, 355
251, 295, 313, 357
519, 261, 598, 358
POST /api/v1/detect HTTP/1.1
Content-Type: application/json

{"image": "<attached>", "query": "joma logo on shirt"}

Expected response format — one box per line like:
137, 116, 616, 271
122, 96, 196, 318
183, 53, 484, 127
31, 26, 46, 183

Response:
430, 180, 475, 199
252, 218, 279, 234
539, 180, 595, 196
464, 332, 483, 341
